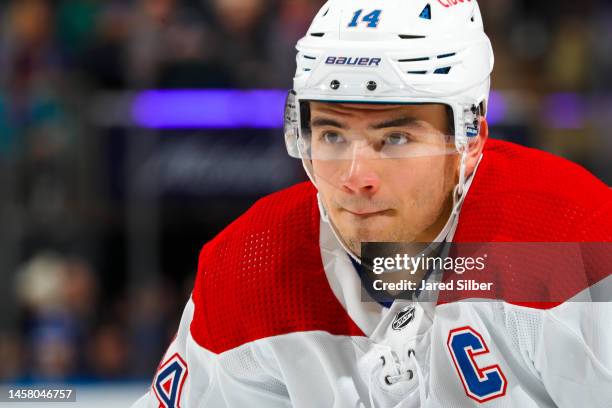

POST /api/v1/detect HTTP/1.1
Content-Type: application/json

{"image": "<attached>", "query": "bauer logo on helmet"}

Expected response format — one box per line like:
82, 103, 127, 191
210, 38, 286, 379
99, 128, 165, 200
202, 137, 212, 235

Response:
325, 56, 381, 67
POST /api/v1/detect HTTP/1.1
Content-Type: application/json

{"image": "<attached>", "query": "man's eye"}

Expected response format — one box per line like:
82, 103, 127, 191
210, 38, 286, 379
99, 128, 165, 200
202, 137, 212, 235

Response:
322, 132, 345, 144
384, 133, 409, 146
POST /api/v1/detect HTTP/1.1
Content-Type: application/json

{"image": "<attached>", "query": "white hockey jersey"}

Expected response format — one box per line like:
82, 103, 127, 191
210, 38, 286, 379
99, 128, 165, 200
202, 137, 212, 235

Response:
133, 139, 612, 408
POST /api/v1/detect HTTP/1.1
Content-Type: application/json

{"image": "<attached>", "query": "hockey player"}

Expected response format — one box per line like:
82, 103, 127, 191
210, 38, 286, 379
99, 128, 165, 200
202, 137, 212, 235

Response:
133, 0, 612, 407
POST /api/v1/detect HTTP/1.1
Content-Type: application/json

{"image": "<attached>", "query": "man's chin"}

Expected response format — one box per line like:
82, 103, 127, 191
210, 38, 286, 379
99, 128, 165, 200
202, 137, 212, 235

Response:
330, 214, 410, 251
344, 229, 387, 251
341, 226, 419, 250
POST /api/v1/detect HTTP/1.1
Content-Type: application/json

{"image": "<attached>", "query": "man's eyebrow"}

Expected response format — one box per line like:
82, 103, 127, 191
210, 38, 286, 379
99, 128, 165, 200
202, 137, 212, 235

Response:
369, 116, 418, 130
310, 117, 347, 129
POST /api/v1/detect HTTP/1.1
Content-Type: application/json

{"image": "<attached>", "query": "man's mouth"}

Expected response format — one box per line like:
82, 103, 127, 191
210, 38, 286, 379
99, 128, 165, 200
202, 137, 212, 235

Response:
343, 208, 390, 217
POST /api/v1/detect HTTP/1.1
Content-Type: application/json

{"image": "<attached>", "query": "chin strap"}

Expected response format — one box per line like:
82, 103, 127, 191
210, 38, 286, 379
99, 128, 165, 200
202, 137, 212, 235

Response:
457, 148, 468, 197
452, 148, 468, 216
317, 193, 363, 264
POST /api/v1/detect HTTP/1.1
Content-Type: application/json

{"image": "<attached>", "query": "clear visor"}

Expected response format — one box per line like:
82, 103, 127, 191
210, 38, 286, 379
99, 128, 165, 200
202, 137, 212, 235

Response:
300, 121, 457, 161
284, 91, 460, 161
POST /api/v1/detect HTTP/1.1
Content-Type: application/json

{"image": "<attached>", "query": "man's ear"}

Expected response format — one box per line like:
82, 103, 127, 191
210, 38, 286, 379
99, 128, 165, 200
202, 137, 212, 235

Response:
464, 117, 488, 177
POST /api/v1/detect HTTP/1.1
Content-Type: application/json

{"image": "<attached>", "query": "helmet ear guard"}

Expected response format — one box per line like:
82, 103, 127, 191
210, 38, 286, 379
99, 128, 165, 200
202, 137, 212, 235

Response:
464, 105, 481, 138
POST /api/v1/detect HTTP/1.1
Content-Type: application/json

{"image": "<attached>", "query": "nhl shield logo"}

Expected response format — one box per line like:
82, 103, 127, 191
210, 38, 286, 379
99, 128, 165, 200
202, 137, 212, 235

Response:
392, 305, 416, 331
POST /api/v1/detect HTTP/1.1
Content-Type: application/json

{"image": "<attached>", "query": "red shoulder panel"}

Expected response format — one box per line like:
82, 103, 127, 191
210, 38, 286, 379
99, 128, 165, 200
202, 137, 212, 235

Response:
190, 182, 365, 354
442, 139, 612, 309
455, 138, 612, 242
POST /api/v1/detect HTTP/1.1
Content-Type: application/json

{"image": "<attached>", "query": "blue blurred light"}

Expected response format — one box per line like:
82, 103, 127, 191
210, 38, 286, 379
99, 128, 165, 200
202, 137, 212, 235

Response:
132, 90, 287, 129
486, 90, 506, 126
132, 89, 515, 129
545, 93, 585, 129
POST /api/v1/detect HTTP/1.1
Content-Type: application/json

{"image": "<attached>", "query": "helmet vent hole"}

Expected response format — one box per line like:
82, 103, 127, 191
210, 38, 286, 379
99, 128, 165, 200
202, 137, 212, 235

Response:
399, 34, 426, 39
310, 32, 325, 37
437, 53, 456, 59
407, 71, 427, 74
470, 14, 475, 22
323, 8, 329, 17
434, 67, 452, 74
419, 4, 432, 20
303, 55, 316, 60
398, 56, 429, 62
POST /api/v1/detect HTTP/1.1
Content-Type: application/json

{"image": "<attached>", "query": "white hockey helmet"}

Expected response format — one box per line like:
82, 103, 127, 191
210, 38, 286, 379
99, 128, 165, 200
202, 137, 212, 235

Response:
284, 0, 494, 158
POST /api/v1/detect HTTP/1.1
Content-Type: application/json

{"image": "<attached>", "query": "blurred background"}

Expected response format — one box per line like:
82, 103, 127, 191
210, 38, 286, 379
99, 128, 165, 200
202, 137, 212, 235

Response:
0, 0, 610, 403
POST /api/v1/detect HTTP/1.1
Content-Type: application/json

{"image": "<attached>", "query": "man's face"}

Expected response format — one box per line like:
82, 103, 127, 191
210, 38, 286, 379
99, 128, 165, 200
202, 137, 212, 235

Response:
308, 102, 460, 256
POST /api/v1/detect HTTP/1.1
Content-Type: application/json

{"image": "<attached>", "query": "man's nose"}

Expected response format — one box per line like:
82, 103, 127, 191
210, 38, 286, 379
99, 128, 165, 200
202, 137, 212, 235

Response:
340, 147, 381, 196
